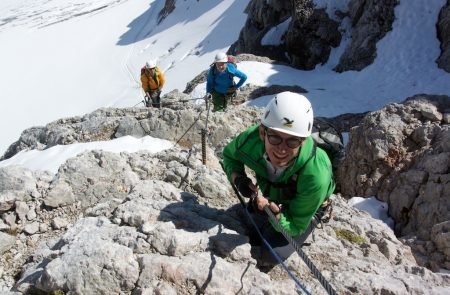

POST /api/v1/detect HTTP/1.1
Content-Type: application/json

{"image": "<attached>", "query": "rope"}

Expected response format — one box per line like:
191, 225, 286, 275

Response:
263, 207, 338, 295
133, 100, 145, 107
160, 97, 204, 107
174, 110, 204, 146
136, 94, 204, 108
173, 94, 211, 146
230, 183, 311, 295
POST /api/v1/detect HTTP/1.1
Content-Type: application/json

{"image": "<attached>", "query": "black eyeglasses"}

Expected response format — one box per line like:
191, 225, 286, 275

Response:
265, 130, 305, 149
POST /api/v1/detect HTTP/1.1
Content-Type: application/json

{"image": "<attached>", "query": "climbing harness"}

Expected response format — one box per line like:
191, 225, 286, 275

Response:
231, 183, 338, 295
302, 199, 333, 247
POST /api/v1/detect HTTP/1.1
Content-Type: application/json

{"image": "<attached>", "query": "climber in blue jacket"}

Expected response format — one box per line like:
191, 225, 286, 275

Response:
206, 52, 247, 112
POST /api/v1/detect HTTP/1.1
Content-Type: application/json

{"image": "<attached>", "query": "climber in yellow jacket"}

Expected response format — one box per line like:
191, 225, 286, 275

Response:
140, 60, 165, 108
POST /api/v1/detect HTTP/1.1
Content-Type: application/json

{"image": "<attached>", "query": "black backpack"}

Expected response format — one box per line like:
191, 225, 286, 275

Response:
311, 117, 344, 169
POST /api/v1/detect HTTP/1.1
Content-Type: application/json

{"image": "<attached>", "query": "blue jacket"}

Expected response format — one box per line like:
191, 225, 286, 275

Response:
206, 63, 247, 94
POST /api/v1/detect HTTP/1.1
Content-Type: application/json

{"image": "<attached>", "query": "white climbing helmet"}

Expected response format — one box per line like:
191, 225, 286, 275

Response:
261, 92, 314, 137
145, 60, 157, 69
214, 52, 228, 63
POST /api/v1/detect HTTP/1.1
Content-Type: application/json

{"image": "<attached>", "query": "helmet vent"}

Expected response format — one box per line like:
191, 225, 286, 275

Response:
264, 110, 270, 119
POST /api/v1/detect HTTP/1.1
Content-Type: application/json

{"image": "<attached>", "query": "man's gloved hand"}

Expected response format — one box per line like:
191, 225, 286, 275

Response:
234, 175, 255, 198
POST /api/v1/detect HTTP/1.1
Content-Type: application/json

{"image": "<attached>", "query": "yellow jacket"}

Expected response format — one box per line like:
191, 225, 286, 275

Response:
140, 66, 165, 93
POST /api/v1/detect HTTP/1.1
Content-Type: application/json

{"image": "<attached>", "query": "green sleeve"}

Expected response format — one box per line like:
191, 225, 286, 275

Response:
221, 132, 247, 182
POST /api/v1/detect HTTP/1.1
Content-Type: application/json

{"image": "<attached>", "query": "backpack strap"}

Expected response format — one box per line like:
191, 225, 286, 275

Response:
151, 68, 159, 87
263, 144, 317, 202
225, 62, 235, 82
212, 63, 234, 82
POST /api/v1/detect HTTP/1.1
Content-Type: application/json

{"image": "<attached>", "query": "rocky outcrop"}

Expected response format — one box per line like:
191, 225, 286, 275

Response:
230, 0, 341, 70
158, 0, 176, 24
232, 0, 403, 71
0, 91, 261, 161
437, 0, 450, 72
232, 0, 449, 72
0, 88, 363, 163
334, 0, 398, 72
1, 146, 449, 293
1, 93, 450, 293
336, 94, 450, 271
285, 4, 341, 69
228, 0, 293, 62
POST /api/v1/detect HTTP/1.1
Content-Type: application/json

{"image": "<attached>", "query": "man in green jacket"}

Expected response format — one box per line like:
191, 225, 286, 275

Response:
222, 91, 335, 268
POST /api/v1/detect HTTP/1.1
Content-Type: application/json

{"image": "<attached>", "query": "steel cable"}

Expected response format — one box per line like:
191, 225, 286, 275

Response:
263, 207, 338, 295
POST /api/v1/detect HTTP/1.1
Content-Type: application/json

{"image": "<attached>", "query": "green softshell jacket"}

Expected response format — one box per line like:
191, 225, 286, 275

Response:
222, 124, 335, 236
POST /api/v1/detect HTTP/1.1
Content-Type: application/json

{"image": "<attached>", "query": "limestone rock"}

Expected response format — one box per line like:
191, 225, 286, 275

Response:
337, 94, 450, 271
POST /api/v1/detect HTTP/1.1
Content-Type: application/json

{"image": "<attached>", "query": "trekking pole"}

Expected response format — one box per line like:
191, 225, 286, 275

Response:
263, 206, 338, 295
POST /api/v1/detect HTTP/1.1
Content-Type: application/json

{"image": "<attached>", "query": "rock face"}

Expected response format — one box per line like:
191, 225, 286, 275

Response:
228, 0, 450, 73
285, 5, 342, 69
158, 0, 176, 24
1, 149, 449, 294
437, 0, 450, 72
0, 93, 450, 293
230, 0, 398, 71
230, 0, 341, 70
336, 94, 450, 271
334, 0, 398, 72
229, 0, 293, 63
0, 91, 261, 162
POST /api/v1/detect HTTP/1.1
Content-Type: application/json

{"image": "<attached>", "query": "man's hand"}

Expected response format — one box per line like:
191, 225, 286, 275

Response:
255, 195, 280, 217
234, 175, 256, 199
